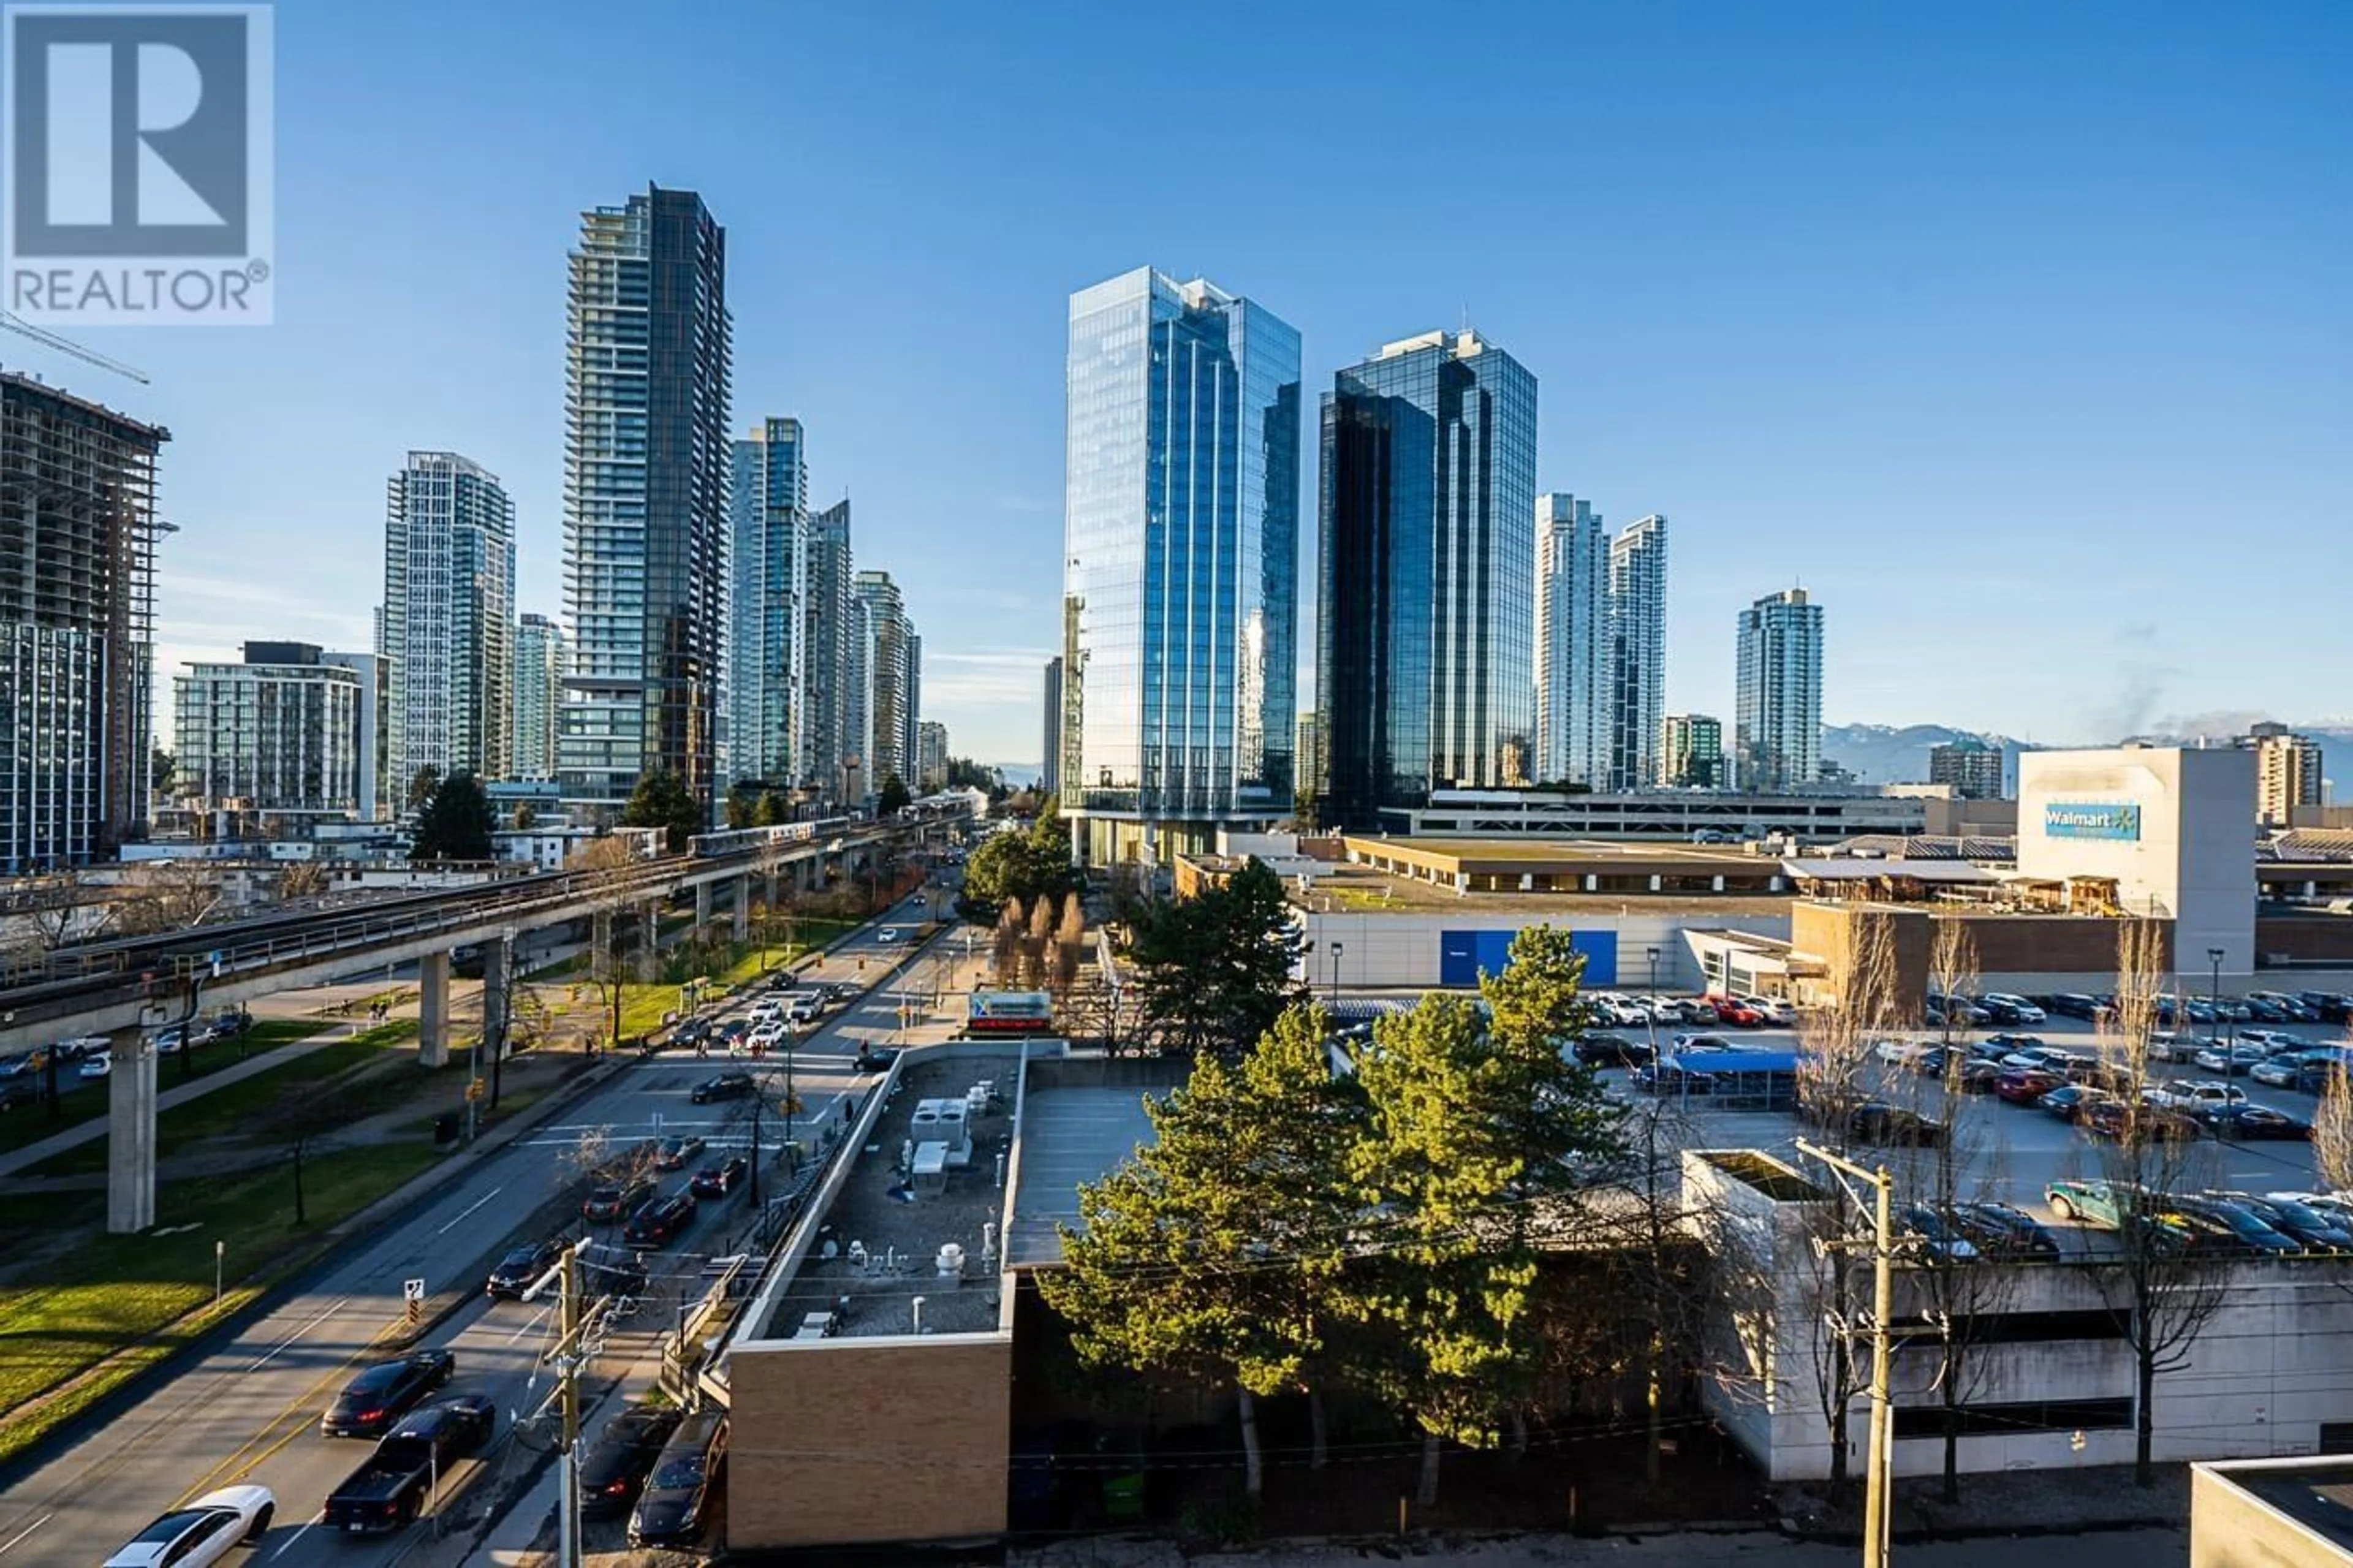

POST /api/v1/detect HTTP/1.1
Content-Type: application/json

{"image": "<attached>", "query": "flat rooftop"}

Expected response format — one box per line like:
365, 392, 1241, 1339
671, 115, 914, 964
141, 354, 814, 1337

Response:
2214, 1459, 2353, 1555
1361, 836, 1776, 869
757, 1053, 1018, 1341
1004, 1082, 1163, 1268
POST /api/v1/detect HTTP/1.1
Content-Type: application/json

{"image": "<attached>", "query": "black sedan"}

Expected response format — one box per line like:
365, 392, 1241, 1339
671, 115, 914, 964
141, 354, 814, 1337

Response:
390, 1393, 496, 1455
653, 1135, 707, 1172
852, 1045, 898, 1074
623, 1192, 697, 1248
582, 1405, 683, 1517
319, 1350, 457, 1437
1952, 1200, 2062, 1260
689, 1157, 749, 1199
1570, 1032, 1653, 1068
690, 1072, 754, 1105
582, 1176, 655, 1224
2195, 1104, 2313, 1141
629, 1413, 728, 1547
1847, 1103, 1945, 1147
485, 1238, 565, 1300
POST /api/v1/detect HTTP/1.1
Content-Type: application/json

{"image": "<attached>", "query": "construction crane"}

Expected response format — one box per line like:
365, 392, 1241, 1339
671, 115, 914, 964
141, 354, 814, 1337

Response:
0, 310, 150, 384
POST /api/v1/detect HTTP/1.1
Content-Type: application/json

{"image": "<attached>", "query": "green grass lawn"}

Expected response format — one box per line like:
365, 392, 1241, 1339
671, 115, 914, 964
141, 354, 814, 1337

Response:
0, 1140, 444, 1463
0, 1019, 320, 1157
23, 1021, 424, 1178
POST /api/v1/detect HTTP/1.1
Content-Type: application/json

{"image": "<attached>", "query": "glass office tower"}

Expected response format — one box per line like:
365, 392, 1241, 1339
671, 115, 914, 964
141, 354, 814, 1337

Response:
1061, 267, 1300, 866
1317, 330, 1537, 830
559, 185, 732, 818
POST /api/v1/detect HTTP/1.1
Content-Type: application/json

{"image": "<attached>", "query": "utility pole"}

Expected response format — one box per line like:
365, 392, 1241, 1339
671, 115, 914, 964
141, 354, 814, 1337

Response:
526, 1246, 586, 1568
1794, 1138, 1895, 1568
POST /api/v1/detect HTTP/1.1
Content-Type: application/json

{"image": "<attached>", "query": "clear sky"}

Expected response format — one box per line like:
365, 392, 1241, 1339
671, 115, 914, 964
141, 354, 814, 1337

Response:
23, 0, 2347, 766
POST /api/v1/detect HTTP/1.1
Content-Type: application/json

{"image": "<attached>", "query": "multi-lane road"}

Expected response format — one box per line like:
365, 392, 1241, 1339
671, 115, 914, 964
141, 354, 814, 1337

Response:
0, 893, 961, 1568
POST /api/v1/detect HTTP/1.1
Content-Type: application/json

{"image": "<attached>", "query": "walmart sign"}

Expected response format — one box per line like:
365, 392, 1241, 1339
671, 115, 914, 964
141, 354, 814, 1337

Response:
2044, 801, 2142, 842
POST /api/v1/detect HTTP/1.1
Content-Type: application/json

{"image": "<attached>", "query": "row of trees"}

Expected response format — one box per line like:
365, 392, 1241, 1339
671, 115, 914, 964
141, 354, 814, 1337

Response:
957, 800, 1078, 923
991, 893, 1084, 992
1044, 926, 1624, 1506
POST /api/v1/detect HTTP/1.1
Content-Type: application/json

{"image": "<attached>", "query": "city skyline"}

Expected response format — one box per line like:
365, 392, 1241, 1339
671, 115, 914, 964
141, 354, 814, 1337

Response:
13, 4, 2343, 766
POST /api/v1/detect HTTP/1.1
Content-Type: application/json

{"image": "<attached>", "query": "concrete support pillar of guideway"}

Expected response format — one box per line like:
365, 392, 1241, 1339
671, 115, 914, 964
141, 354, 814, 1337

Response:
105, 1031, 158, 1234
638, 901, 659, 982
733, 874, 751, 942
694, 881, 712, 931
419, 950, 450, 1069
482, 934, 512, 1070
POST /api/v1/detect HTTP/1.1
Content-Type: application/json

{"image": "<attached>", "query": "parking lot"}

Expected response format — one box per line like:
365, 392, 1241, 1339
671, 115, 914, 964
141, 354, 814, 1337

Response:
1579, 1001, 2342, 1229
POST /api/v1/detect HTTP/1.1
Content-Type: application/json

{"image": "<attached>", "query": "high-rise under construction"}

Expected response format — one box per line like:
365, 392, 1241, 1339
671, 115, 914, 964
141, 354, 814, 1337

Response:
0, 371, 172, 873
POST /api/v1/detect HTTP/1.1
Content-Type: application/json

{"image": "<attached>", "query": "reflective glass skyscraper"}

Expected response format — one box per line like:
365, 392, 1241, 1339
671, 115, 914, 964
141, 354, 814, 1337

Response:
1317, 330, 1536, 830
559, 185, 732, 817
1607, 514, 1669, 789
1534, 493, 1608, 788
1061, 267, 1300, 864
1734, 587, 1824, 791
728, 417, 806, 785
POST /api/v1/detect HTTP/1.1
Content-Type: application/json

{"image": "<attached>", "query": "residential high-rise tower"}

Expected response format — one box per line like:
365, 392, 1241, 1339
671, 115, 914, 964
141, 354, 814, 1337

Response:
2240, 722, 2324, 827
1733, 588, 1824, 792
854, 570, 917, 791
1061, 267, 1301, 863
1534, 493, 1608, 788
801, 498, 855, 804
1318, 329, 1536, 829
729, 417, 806, 786
380, 452, 514, 793
559, 185, 732, 818
173, 643, 364, 827
1607, 515, 1669, 790
1927, 740, 2005, 800
512, 613, 563, 779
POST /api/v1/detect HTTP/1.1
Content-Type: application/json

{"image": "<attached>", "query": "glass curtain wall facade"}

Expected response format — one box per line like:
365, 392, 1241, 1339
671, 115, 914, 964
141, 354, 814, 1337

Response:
801, 498, 855, 804
1662, 713, 1725, 788
560, 186, 733, 817
1534, 493, 1608, 787
511, 613, 563, 779
173, 645, 362, 817
729, 417, 806, 785
1733, 587, 1824, 791
1607, 514, 1669, 789
381, 451, 513, 792
1040, 656, 1062, 797
1317, 330, 1536, 830
854, 570, 915, 789
1062, 267, 1300, 862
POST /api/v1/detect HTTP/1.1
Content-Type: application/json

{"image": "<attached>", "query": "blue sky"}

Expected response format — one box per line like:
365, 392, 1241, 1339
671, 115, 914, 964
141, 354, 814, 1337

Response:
28, 0, 2349, 765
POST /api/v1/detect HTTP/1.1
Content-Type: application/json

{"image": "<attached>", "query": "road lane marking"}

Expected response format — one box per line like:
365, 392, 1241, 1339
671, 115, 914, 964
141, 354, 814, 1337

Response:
266, 1520, 316, 1561
244, 1295, 354, 1371
504, 1303, 553, 1346
0, 1516, 51, 1558
434, 1186, 503, 1235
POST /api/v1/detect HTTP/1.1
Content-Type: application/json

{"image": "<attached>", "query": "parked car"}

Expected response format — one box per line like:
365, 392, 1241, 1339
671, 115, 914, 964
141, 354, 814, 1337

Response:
320, 1351, 457, 1438
2251, 1051, 2332, 1088
1948, 1058, 2007, 1093
1633, 1062, 1716, 1096
1994, 1041, 2064, 1070
322, 1396, 494, 1532
1570, 1032, 1651, 1068
1872, 1039, 1938, 1066
2194, 1104, 2312, 1142
690, 1071, 755, 1105
1736, 994, 1797, 1025
1993, 1068, 2063, 1105
485, 1238, 565, 1300
2081, 1099, 2199, 1142
2193, 1043, 2273, 1076
150, 1025, 188, 1055
623, 1192, 697, 1248
1928, 993, 1991, 1026
78, 1052, 113, 1080
1670, 1032, 1742, 1054
2036, 1084, 2116, 1123
197, 1010, 253, 1044
628, 1412, 729, 1547
653, 1135, 707, 1172
582, 1405, 683, 1517
1705, 996, 1765, 1027
1952, 1200, 2062, 1260
1898, 1205, 1979, 1260
2143, 1080, 2249, 1112
582, 1175, 656, 1223
689, 1157, 749, 1199
2047, 993, 2102, 1020
1848, 1103, 1946, 1147
2045, 1180, 2132, 1228
1977, 993, 2048, 1025
105, 1487, 276, 1568
2169, 1196, 2300, 1255
2223, 1194, 2353, 1251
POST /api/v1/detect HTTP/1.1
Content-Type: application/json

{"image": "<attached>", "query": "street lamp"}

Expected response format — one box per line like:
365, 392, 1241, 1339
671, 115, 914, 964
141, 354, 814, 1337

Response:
2208, 947, 2226, 1045
1328, 941, 1344, 1006
1646, 945, 1661, 996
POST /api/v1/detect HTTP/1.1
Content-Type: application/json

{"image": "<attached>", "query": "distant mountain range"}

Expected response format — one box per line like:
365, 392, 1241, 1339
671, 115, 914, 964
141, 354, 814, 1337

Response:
1824, 719, 2347, 788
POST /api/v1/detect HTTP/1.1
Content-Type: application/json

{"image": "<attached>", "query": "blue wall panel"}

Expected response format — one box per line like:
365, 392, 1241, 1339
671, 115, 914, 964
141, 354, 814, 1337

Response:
1436, 927, 1620, 988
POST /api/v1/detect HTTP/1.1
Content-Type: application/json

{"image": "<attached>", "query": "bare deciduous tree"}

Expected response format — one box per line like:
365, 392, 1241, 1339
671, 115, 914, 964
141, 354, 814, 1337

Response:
114, 862, 222, 936
2315, 1059, 2353, 1197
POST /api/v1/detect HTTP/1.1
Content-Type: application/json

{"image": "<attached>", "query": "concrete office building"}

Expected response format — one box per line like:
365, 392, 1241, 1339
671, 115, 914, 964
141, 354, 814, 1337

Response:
1662, 713, 1725, 788
0, 373, 169, 873
1534, 493, 1608, 788
510, 613, 563, 781
1607, 515, 1669, 789
559, 185, 733, 818
1928, 739, 2006, 799
380, 451, 514, 792
1061, 267, 1301, 865
2241, 722, 2324, 828
729, 417, 808, 786
1039, 656, 1063, 798
172, 643, 365, 829
2017, 744, 2257, 974
1733, 587, 1823, 793
1319, 329, 1537, 828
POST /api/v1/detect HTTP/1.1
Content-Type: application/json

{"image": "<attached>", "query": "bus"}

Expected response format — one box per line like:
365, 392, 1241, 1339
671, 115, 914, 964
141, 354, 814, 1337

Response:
964, 991, 1056, 1038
